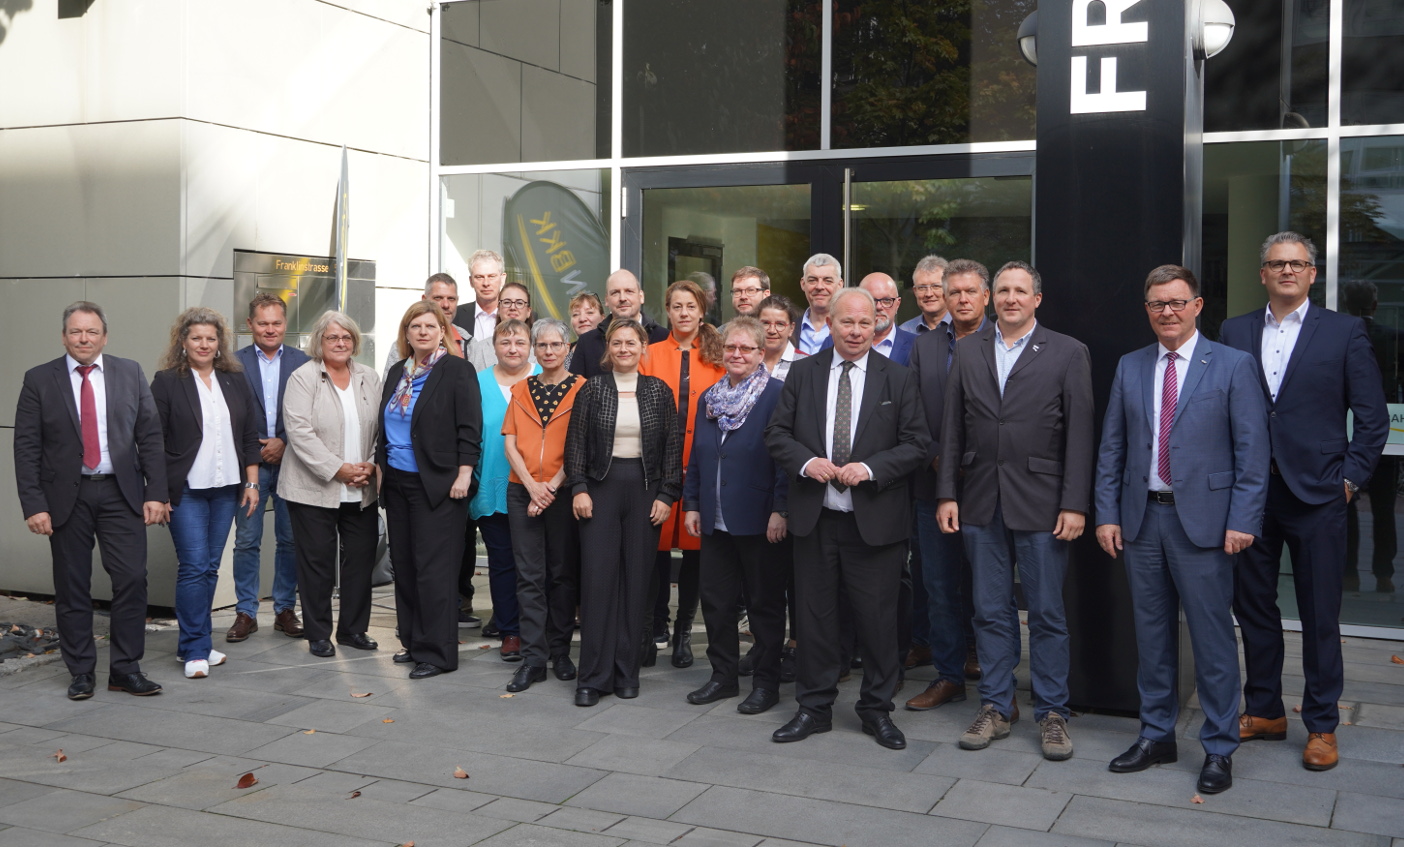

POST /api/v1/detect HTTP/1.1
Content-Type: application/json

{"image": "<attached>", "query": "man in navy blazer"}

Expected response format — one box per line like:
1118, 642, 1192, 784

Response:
1096, 265, 1269, 795
228, 293, 312, 643
1219, 232, 1389, 772
818, 273, 917, 366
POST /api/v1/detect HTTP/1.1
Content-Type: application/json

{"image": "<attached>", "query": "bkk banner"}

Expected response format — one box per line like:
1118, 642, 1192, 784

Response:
502, 181, 609, 323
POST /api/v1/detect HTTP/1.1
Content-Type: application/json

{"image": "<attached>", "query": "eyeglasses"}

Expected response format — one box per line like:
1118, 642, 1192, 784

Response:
499, 299, 529, 309
872, 297, 898, 308
1144, 299, 1198, 313
733, 287, 765, 297
324, 334, 354, 344
723, 344, 760, 354
1262, 259, 1313, 272
535, 341, 567, 351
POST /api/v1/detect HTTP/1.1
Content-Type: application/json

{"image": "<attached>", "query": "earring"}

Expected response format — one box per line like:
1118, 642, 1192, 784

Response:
215, 349, 221, 359
180, 348, 187, 358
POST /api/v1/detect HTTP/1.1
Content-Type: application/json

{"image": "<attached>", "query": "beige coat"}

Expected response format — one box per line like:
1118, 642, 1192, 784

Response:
278, 359, 381, 509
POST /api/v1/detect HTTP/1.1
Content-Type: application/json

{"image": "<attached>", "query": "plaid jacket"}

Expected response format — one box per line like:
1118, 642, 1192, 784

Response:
564, 372, 682, 504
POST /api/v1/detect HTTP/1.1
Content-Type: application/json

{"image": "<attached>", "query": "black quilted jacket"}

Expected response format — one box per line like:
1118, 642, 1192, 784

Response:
564, 372, 683, 504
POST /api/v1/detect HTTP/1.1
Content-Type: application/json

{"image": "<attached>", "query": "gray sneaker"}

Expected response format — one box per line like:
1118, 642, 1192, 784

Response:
959, 704, 1012, 750
1039, 713, 1074, 760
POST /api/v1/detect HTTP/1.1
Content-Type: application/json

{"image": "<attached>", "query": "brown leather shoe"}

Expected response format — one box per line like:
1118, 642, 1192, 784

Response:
964, 646, 982, 680
225, 612, 257, 643
1239, 713, 1287, 742
500, 635, 523, 662
905, 678, 967, 711
903, 645, 932, 669
274, 609, 304, 638
1303, 732, 1339, 771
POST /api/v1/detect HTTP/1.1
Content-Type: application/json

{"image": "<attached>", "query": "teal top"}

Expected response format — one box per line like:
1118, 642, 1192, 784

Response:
470, 363, 541, 519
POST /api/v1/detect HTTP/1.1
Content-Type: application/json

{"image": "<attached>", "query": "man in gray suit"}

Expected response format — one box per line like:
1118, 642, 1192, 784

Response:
1095, 264, 1269, 795
937, 261, 1094, 761
14, 302, 169, 700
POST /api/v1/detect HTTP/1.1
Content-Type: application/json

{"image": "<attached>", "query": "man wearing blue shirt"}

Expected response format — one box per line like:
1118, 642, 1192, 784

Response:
796, 254, 842, 354
899, 255, 949, 336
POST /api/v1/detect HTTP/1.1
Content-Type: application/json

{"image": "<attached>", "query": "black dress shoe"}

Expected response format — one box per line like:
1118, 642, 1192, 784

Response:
671, 627, 694, 668
772, 711, 832, 743
551, 654, 577, 681
575, 687, 601, 707
1109, 738, 1179, 773
507, 664, 546, 692
482, 620, 501, 638
393, 650, 415, 664
687, 680, 740, 705
615, 686, 639, 699
67, 673, 95, 700
737, 687, 780, 715
336, 633, 378, 651
860, 713, 907, 750
409, 662, 445, 680
309, 639, 335, 657
106, 671, 162, 696
1198, 754, 1233, 794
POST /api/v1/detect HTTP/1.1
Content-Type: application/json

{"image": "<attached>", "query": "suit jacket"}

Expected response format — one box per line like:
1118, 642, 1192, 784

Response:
151, 368, 263, 507
937, 322, 1095, 532
1219, 305, 1389, 504
1095, 338, 1270, 549
819, 327, 917, 367
568, 313, 670, 379
453, 302, 491, 339
765, 349, 929, 546
682, 378, 789, 537
235, 343, 311, 443
377, 354, 483, 509
14, 354, 168, 524
908, 322, 957, 501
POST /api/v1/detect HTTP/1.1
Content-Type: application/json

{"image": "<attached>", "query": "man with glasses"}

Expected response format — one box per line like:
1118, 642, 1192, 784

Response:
730, 267, 770, 317
796, 254, 843, 354
900, 255, 949, 335
819, 273, 916, 366
1219, 231, 1388, 773
1095, 265, 1268, 794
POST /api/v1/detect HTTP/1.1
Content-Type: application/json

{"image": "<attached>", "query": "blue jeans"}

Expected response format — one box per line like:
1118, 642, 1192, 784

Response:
961, 501, 1070, 721
169, 484, 240, 662
232, 464, 298, 616
916, 498, 973, 684
477, 512, 520, 636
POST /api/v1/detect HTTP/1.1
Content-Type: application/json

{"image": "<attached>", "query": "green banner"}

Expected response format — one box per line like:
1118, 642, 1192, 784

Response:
502, 181, 609, 323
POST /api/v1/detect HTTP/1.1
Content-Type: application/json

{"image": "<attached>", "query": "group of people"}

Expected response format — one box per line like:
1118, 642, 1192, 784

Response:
14, 233, 1385, 798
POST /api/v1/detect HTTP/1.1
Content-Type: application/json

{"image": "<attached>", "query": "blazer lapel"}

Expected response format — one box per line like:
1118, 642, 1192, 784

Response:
242, 349, 268, 420
1139, 345, 1157, 430
1005, 326, 1045, 383
811, 349, 834, 449
1172, 343, 1211, 427
1276, 306, 1320, 398
182, 371, 204, 436
55, 360, 81, 438
411, 362, 447, 433
979, 326, 999, 389
851, 353, 885, 446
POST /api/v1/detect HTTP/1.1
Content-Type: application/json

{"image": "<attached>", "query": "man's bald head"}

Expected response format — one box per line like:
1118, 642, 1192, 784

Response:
605, 269, 644, 321
859, 272, 900, 335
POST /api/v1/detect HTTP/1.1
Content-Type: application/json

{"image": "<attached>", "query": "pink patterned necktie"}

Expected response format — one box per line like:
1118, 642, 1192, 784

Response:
1157, 352, 1178, 487
78, 364, 100, 470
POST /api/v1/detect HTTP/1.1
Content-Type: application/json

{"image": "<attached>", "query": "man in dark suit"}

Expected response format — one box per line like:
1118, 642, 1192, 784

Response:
1096, 265, 1270, 795
228, 292, 312, 643
1219, 231, 1389, 772
14, 302, 169, 700
818, 273, 917, 366
453, 249, 504, 343
568, 269, 668, 379
766, 287, 929, 749
938, 261, 1094, 761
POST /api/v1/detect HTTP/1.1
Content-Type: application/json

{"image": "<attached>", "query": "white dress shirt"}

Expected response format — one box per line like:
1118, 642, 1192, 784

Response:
1261, 300, 1309, 401
768, 341, 800, 382
67, 353, 114, 475
994, 321, 1035, 396
800, 351, 874, 512
473, 305, 498, 342
336, 382, 363, 503
187, 375, 242, 490
1150, 331, 1198, 492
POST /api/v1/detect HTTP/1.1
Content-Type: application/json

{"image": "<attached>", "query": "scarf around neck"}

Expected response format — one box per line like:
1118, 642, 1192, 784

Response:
391, 347, 447, 418
704, 365, 769, 432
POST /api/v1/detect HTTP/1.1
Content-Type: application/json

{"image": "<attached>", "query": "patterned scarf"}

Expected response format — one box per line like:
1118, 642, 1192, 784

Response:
390, 347, 446, 418
704, 365, 769, 432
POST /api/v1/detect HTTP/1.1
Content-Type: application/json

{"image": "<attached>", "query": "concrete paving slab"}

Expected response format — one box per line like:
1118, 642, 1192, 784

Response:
930, 778, 1071, 830
474, 796, 562, 822
330, 739, 608, 804
112, 756, 320, 809
408, 787, 500, 814
1332, 792, 1404, 840
565, 772, 709, 818
0, 827, 112, 847
670, 827, 765, 847
0, 738, 180, 795
536, 806, 628, 834
70, 803, 387, 847
974, 826, 1116, 847
350, 707, 607, 763
1351, 701, 1404, 730
564, 734, 702, 776
261, 697, 390, 733
473, 822, 626, 847
0, 776, 56, 809
913, 742, 1043, 785
575, 702, 705, 739
241, 728, 379, 768
0, 788, 143, 833
42, 704, 294, 757
663, 714, 938, 773
1053, 795, 1388, 847
598, 815, 695, 844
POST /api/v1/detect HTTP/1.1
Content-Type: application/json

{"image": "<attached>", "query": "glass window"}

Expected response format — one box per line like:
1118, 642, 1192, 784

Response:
440, 0, 611, 166
1201, 141, 1327, 340
622, 0, 821, 158
832, 0, 1037, 148
1204, 0, 1329, 132
1342, 0, 1404, 125
441, 169, 610, 324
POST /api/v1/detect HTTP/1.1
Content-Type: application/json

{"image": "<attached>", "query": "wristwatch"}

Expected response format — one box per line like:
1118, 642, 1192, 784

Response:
1344, 478, 1359, 495
245, 482, 261, 490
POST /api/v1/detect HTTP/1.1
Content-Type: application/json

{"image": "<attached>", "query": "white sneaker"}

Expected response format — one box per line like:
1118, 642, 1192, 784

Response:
208, 650, 226, 667
183, 660, 210, 679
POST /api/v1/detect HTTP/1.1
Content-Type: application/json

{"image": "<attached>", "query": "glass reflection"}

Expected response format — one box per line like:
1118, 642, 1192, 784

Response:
1204, 0, 1329, 132
1342, 0, 1404, 125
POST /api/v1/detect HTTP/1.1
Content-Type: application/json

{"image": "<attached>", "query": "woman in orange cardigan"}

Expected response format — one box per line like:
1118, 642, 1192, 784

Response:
640, 279, 725, 668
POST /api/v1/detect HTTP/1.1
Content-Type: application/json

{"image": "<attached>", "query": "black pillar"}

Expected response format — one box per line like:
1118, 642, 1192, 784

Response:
1033, 0, 1204, 714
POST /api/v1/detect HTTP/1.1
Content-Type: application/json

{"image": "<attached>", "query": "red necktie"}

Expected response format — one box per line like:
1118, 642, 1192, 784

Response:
78, 364, 100, 470
1157, 352, 1177, 487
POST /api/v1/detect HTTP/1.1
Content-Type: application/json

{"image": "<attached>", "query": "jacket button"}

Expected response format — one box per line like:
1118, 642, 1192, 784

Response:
997, 459, 1005, 467
719, 452, 727, 459
721, 480, 727, 486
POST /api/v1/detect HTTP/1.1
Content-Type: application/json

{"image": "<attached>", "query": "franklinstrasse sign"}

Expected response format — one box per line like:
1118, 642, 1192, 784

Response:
1070, 0, 1149, 114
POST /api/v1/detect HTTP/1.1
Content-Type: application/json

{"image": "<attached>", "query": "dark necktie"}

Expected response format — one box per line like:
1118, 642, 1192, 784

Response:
78, 364, 100, 470
832, 361, 855, 492
1157, 352, 1178, 487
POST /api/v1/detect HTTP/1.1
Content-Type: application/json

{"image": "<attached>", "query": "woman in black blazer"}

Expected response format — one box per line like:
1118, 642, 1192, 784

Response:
378, 300, 483, 679
565, 319, 682, 706
151, 308, 261, 681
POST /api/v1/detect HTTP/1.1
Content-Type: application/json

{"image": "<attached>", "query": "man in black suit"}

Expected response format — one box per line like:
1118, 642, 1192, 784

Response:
568, 269, 669, 379
938, 261, 1094, 761
14, 302, 169, 700
453, 248, 505, 343
766, 287, 929, 749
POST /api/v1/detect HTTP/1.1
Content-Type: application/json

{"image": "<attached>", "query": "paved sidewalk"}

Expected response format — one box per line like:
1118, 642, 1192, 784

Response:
0, 586, 1400, 847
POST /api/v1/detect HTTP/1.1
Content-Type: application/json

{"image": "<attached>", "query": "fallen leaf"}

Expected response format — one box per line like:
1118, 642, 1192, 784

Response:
235, 772, 259, 789
302, 729, 317, 735
399, 842, 415, 847
382, 718, 395, 723
1339, 705, 1354, 711
51, 749, 66, 763
478, 644, 491, 650
1191, 794, 1204, 804
1292, 705, 1303, 713
1343, 721, 1354, 726
351, 692, 373, 698
453, 767, 469, 779
500, 693, 514, 699
9, 624, 20, 633
1391, 655, 1403, 665
348, 790, 361, 799
23, 653, 34, 659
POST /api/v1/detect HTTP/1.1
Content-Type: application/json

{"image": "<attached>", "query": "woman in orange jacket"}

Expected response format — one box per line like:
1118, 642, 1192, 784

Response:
640, 279, 726, 667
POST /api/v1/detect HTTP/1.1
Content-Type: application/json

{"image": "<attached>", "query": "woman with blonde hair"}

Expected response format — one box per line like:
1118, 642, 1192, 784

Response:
151, 307, 262, 679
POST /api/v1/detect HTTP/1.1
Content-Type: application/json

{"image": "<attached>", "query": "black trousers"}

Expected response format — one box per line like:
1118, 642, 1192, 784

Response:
699, 529, 788, 690
508, 482, 579, 667
458, 515, 478, 608
793, 510, 904, 720
51, 476, 148, 676
384, 468, 466, 670
288, 500, 378, 643
1235, 474, 1349, 733
577, 459, 662, 691
651, 549, 700, 636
